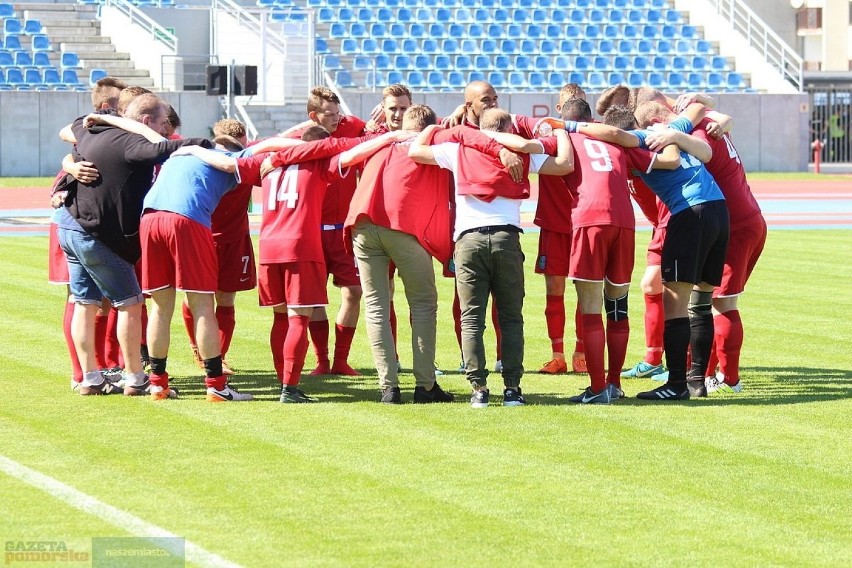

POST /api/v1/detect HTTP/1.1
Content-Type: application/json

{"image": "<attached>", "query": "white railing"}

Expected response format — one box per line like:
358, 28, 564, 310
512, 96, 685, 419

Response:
212, 0, 287, 54
233, 98, 260, 141
104, 0, 178, 52
709, 0, 803, 91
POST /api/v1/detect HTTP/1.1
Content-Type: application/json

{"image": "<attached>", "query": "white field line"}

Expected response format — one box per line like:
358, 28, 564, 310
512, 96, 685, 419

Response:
0, 455, 243, 568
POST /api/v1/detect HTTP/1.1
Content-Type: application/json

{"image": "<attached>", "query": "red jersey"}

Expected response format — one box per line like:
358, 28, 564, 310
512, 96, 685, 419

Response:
565, 133, 653, 230
628, 175, 659, 227
533, 135, 575, 234
211, 181, 253, 244
692, 117, 761, 225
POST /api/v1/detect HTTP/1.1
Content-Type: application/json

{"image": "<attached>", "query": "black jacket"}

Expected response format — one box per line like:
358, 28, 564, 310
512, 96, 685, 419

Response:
65, 118, 211, 263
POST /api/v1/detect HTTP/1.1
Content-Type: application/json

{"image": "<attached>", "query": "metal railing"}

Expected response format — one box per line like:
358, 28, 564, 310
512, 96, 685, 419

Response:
104, 0, 178, 52
709, 0, 803, 91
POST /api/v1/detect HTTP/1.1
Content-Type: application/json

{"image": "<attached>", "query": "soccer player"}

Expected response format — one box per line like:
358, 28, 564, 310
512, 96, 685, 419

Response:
410, 108, 573, 408
557, 99, 678, 404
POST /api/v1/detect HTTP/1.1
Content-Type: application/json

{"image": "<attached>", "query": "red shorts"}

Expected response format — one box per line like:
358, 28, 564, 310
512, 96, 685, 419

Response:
48, 222, 69, 284
535, 228, 572, 276
259, 261, 328, 308
215, 234, 257, 293
322, 227, 360, 287
569, 225, 635, 285
646, 226, 666, 267
140, 211, 217, 294
715, 213, 767, 298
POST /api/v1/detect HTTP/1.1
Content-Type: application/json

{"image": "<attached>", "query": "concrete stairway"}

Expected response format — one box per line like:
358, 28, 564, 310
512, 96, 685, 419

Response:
243, 103, 308, 138
14, 2, 154, 87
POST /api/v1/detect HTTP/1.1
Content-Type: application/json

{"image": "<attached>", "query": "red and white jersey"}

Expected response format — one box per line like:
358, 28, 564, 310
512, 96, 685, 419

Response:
565, 132, 655, 230
236, 153, 344, 265
692, 117, 761, 225
211, 182, 252, 244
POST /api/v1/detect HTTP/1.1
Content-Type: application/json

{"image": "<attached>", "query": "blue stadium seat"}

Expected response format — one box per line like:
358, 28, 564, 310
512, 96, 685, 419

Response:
315, 37, 330, 54
481, 39, 499, 54
340, 38, 358, 54
687, 72, 705, 89
0, 3, 14, 18
387, 70, 404, 85
567, 71, 584, 85
350, 23, 368, 38
587, 71, 606, 89
691, 55, 709, 71
651, 56, 668, 71
427, 70, 446, 90
618, 39, 635, 53
632, 54, 649, 71
409, 23, 426, 38
626, 71, 644, 88
376, 7, 393, 20
14, 51, 31, 66
337, 7, 355, 22
607, 72, 625, 86
494, 54, 511, 70
43, 68, 61, 86
448, 23, 465, 38
329, 22, 346, 38
551, 9, 565, 23
621, 24, 639, 39
473, 8, 489, 21
434, 54, 452, 70
454, 54, 474, 70
514, 55, 532, 71
642, 25, 659, 39
545, 24, 562, 39
519, 40, 537, 54
5, 68, 25, 86
317, 7, 334, 22
474, 54, 492, 70
422, 39, 440, 54
407, 71, 426, 89
455, 8, 473, 22
667, 71, 686, 90
569, 9, 585, 23
485, 23, 504, 39
23, 19, 42, 35
32, 52, 51, 68
528, 71, 545, 89
675, 39, 694, 54
400, 38, 418, 53
335, 70, 356, 88
356, 8, 373, 21
589, 8, 605, 23
506, 23, 523, 39
364, 70, 384, 89
726, 72, 745, 90
500, 39, 517, 54
468, 70, 486, 83
526, 24, 542, 40
573, 55, 591, 70
584, 24, 601, 39
599, 39, 616, 54
681, 25, 699, 39
613, 55, 629, 71
89, 68, 107, 85
447, 71, 466, 88
512, 8, 528, 22
656, 40, 673, 54
507, 71, 527, 90
487, 71, 506, 89
435, 8, 452, 22
661, 24, 678, 39
553, 55, 571, 71
428, 23, 446, 38
24, 68, 42, 85
375, 54, 392, 69
353, 54, 372, 71
532, 8, 548, 22
3, 18, 21, 35
323, 54, 343, 70
396, 8, 413, 22
61, 69, 80, 85
710, 55, 729, 71
458, 38, 477, 53
369, 23, 387, 37
565, 24, 582, 38
602, 24, 620, 39
645, 8, 662, 23
441, 38, 460, 54
665, 9, 683, 23
394, 54, 413, 70
626, 9, 643, 23
380, 38, 399, 54
540, 40, 557, 54
414, 54, 432, 70
706, 72, 724, 91
647, 71, 665, 89
468, 23, 485, 38
608, 8, 624, 22
0, 51, 13, 67
671, 55, 688, 71
547, 71, 564, 89
578, 39, 596, 54
695, 40, 713, 54
593, 55, 610, 70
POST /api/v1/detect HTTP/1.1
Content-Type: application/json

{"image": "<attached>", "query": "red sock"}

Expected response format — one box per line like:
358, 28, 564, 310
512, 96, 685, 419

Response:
333, 324, 356, 365
216, 305, 236, 358
105, 307, 121, 368
204, 374, 227, 391
574, 306, 585, 354
644, 292, 664, 365
140, 302, 148, 348
94, 311, 108, 369
452, 291, 462, 350
606, 318, 630, 388
182, 301, 196, 347
705, 338, 719, 377
581, 314, 606, 393
715, 310, 743, 385
283, 315, 310, 386
389, 300, 398, 360
544, 294, 565, 354
270, 312, 289, 382
491, 300, 502, 361
64, 300, 83, 382
309, 319, 330, 365
149, 372, 169, 389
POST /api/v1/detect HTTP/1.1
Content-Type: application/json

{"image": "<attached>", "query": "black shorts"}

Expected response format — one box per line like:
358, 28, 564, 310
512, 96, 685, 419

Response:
661, 200, 730, 286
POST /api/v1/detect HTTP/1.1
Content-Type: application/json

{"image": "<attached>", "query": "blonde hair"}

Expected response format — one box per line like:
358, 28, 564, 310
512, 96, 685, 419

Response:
117, 86, 152, 116
307, 87, 340, 114
401, 104, 436, 131
213, 119, 247, 140
479, 108, 512, 133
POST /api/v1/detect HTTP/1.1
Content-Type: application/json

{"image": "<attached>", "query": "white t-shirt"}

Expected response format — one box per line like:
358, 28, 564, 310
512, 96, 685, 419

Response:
430, 142, 548, 240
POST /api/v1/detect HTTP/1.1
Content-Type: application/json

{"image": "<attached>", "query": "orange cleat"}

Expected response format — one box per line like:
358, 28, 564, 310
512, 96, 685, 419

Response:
539, 358, 568, 374
150, 386, 178, 400
309, 361, 331, 376
571, 351, 588, 374
330, 361, 361, 376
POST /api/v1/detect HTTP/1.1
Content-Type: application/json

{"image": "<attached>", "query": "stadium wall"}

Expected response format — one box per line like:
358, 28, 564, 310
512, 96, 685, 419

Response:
0, 92, 807, 176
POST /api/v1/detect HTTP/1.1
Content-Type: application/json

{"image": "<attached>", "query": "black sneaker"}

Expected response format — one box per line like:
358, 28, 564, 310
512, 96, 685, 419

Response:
380, 386, 402, 404
78, 378, 123, 396
502, 387, 526, 406
413, 382, 454, 403
280, 386, 316, 403
470, 388, 489, 409
568, 386, 611, 404
636, 382, 690, 401
687, 379, 707, 398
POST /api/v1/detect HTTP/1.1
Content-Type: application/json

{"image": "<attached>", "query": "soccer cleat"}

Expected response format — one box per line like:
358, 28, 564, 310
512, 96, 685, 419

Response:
309, 361, 331, 375
123, 379, 151, 397
207, 384, 254, 402
71, 379, 82, 392
330, 361, 361, 376
380, 386, 402, 404
190, 345, 204, 369
687, 379, 707, 398
707, 372, 743, 394
221, 360, 235, 375
636, 382, 690, 401
78, 378, 123, 396
280, 386, 316, 403
607, 383, 625, 400
539, 358, 568, 374
470, 388, 490, 409
413, 382, 455, 404
620, 361, 666, 379
494, 360, 503, 373
149, 385, 179, 400
568, 386, 611, 404
724, 380, 744, 393
571, 351, 588, 374
705, 374, 723, 394
502, 387, 526, 406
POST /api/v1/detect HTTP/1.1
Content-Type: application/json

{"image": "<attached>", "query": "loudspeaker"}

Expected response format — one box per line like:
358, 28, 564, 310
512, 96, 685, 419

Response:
233, 65, 258, 96
205, 65, 227, 96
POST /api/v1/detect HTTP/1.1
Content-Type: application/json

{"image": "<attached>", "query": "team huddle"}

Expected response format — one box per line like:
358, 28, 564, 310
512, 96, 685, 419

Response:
50, 77, 765, 407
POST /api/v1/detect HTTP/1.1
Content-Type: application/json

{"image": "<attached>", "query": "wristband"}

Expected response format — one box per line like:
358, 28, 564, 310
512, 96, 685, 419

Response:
564, 120, 578, 133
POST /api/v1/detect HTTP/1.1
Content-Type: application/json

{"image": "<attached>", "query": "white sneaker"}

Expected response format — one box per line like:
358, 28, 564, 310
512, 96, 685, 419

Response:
206, 384, 253, 402
494, 359, 503, 373
706, 372, 743, 394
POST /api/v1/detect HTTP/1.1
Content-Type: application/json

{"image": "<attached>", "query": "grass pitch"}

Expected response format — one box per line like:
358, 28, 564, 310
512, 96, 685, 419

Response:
1, 230, 851, 567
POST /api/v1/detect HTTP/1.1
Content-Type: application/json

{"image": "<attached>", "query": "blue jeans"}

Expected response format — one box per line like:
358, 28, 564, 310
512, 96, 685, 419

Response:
58, 228, 143, 307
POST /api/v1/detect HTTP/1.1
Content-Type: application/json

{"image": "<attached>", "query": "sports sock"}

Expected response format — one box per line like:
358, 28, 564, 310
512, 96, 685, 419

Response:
705, 338, 719, 377
181, 301, 196, 347
574, 306, 585, 354
82, 369, 105, 387
663, 317, 690, 386
309, 319, 330, 365
270, 312, 289, 382
149, 357, 167, 376
202, 356, 226, 390
94, 311, 108, 369
715, 310, 743, 386
688, 291, 714, 381
283, 315, 310, 387
216, 305, 236, 358
389, 300, 398, 360
140, 302, 148, 349
491, 300, 502, 361
149, 371, 169, 389
64, 300, 83, 382
644, 293, 664, 365
606, 319, 630, 389
104, 307, 121, 369
544, 294, 566, 355
581, 314, 606, 393
333, 324, 356, 366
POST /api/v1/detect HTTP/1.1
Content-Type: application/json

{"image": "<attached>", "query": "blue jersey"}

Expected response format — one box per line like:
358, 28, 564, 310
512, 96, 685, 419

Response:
632, 117, 724, 215
143, 148, 253, 228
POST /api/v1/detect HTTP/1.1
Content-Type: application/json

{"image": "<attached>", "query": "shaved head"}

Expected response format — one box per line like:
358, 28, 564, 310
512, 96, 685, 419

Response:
463, 81, 498, 127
